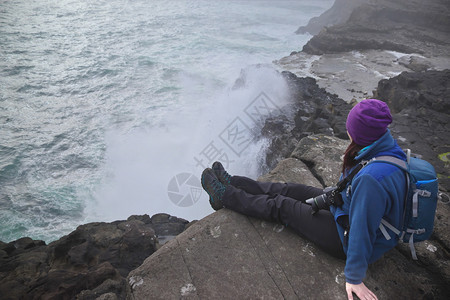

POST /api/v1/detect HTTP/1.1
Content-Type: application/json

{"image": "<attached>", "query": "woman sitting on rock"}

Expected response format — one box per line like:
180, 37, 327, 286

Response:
201, 99, 406, 300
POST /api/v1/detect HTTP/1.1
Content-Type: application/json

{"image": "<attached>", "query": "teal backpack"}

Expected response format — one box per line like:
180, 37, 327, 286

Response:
368, 149, 439, 260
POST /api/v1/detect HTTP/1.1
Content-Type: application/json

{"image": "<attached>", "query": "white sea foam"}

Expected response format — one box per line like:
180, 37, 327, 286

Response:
90, 64, 291, 222
385, 50, 426, 60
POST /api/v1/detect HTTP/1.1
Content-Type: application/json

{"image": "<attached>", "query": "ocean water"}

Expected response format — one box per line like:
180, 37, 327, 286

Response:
0, 0, 333, 243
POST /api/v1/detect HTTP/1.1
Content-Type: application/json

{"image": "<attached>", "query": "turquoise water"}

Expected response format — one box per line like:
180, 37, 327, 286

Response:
0, 0, 333, 242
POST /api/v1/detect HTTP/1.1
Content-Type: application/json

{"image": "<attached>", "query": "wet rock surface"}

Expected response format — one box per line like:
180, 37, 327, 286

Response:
279, 0, 450, 103
0, 214, 189, 300
261, 71, 352, 171
374, 69, 450, 192
276, 50, 450, 103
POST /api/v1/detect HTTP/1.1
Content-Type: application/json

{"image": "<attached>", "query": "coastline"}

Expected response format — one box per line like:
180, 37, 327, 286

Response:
278, 0, 450, 103
275, 50, 450, 103
1, 0, 449, 298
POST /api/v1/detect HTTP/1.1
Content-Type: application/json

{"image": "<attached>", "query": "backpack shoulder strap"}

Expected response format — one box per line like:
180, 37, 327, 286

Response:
370, 156, 408, 171
369, 148, 411, 170
368, 155, 416, 257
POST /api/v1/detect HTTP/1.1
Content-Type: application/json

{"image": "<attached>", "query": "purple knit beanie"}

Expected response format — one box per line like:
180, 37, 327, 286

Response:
346, 99, 392, 146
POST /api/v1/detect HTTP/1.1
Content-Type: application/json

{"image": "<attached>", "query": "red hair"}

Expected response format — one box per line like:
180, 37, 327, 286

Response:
342, 141, 364, 175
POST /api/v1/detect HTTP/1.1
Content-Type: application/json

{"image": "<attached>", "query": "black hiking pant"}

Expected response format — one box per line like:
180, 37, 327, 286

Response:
222, 175, 346, 259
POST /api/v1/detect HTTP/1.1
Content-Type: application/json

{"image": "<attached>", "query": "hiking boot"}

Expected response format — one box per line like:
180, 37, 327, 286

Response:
201, 168, 226, 211
212, 161, 232, 185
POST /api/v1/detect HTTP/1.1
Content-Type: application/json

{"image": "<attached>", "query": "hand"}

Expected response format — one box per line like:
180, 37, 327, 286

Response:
346, 282, 378, 300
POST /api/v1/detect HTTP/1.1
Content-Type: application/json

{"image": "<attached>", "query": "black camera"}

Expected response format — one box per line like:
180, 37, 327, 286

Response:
306, 186, 344, 214
305, 160, 367, 215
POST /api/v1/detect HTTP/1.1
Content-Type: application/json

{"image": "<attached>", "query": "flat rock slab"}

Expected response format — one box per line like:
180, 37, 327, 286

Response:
127, 209, 346, 299
126, 208, 449, 299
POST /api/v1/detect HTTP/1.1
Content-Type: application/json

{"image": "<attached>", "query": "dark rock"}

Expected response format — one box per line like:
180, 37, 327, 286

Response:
282, 71, 352, 140
0, 237, 46, 258
260, 114, 298, 172
127, 214, 152, 224
302, 0, 450, 57
374, 70, 450, 192
77, 278, 126, 300
261, 71, 351, 170
375, 70, 450, 113
0, 214, 188, 300
150, 213, 189, 245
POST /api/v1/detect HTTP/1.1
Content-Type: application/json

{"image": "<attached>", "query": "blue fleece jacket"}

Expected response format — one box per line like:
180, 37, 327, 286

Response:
330, 130, 407, 284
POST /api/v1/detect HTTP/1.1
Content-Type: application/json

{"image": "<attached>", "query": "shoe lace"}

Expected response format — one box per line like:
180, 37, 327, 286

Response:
212, 178, 225, 198
223, 172, 231, 184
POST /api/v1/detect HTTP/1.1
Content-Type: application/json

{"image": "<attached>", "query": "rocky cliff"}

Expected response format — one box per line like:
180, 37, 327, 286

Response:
260, 69, 450, 193
2, 69, 448, 300
1, 0, 449, 299
302, 0, 450, 57
0, 214, 189, 300
374, 70, 450, 193
278, 0, 450, 102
